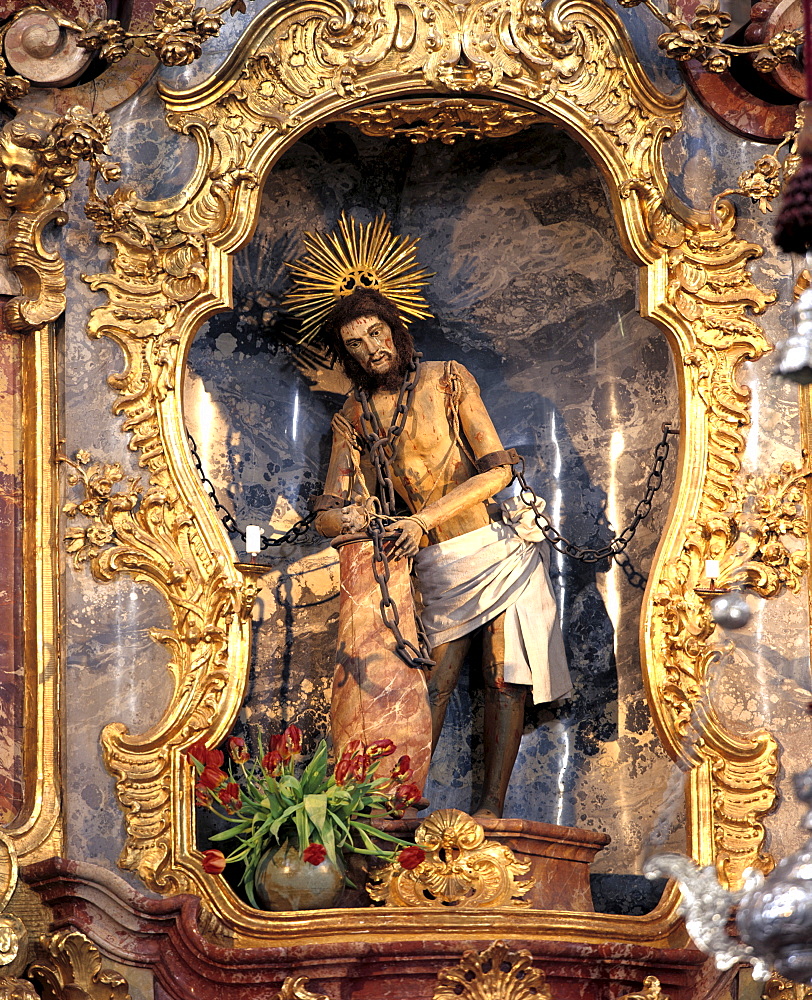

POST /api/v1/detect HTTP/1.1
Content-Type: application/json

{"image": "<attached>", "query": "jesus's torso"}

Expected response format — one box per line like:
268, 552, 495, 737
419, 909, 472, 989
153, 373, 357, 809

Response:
342, 361, 496, 544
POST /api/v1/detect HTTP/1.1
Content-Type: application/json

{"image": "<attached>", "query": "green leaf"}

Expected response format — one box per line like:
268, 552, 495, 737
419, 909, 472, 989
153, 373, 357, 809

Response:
208, 821, 252, 842
303, 793, 328, 836
301, 741, 328, 792
269, 803, 301, 839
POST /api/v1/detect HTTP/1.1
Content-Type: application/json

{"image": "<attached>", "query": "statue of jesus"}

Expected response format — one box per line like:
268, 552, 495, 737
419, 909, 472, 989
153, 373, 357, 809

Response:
312, 287, 571, 818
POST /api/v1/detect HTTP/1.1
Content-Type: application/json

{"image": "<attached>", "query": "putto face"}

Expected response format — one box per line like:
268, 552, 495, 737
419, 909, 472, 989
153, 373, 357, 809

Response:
339, 314, 397, 377
0, 142, 43, 211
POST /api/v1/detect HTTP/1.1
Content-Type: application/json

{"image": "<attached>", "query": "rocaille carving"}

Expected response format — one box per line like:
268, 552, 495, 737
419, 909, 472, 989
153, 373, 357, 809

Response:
339, 99, 549, 144
367, 810, 535, 908
434, 941, 552, 1000
72, 0, 781, 933
0, 107, 118, 334
27, 929, 131, 1000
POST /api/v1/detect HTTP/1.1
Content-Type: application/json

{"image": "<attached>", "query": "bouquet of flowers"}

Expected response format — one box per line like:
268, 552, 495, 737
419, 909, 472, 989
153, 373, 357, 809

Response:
187, 724, 426, 907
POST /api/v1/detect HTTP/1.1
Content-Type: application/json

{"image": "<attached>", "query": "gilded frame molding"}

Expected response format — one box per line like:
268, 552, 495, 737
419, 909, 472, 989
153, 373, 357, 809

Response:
0, 203, 66, 917
73, 0, 788, 945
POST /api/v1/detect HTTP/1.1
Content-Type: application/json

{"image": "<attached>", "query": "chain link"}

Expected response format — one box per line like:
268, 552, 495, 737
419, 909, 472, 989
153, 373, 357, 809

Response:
355, 354, 435, 670
513, 423, 678, 566
368, 514, 435, 670
186, 431, 318, 548
355, 354, 421, 516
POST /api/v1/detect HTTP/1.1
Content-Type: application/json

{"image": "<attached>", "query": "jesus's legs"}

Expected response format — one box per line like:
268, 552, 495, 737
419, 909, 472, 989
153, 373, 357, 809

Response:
476, 612, 526, 818
427, 634, 472, 751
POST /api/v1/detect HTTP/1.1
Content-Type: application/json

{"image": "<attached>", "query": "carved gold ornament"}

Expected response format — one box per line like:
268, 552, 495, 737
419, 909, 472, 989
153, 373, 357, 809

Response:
69, 0, 782, 947
763, 974, 812, 999
366, 810, 534, 908
650, 461, 808, 887
614, 0, 799, 76
282, 212, 433, 344
0, 106, 119, 334
711, 108, 803, 226
276, 977, 331, 1000
27, 929, 131, 1000
340, 100, 549, 145
434, 941, 551, 1000
0, 979, 38, 1000
616, 978, 669, 1000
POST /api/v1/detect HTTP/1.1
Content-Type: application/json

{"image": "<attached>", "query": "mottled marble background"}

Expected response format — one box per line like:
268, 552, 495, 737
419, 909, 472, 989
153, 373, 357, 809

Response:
184, 122, 682, 896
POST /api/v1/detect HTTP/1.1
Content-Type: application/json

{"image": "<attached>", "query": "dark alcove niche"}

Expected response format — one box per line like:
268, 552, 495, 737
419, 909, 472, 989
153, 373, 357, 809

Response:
184, 120, 681, 913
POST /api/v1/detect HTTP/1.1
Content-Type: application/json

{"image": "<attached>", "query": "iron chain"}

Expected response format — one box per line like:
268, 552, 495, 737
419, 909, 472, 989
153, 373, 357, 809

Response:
186, 431, 317, 548
355, 354, 435, 670
513, 423, 678, 565
368, 514, 435, 670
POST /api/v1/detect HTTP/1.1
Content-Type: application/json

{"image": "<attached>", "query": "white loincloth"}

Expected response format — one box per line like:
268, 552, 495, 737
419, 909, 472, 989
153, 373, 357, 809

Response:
414, 508, 572, 705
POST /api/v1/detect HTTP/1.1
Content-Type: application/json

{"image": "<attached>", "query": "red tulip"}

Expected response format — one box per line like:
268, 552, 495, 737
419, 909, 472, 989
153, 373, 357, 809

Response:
186, 741, 209, 765
351, 754, 371, 781
197, 764, 227, 790
228, 737, 249, 763
218, 782, 242, 813
344, 739, 362, 757
261, 750, 283, 774
186, 742, 223, 768
366, 739, 396, 758
390, 755, 412, 782
394, 783, 422, 809
302, 843, 327, 866
398, 846, 426, 870
194, 784, 209, 807
201, 849, 227, 874
284, 724, 302, 756
334, 757, 352, 786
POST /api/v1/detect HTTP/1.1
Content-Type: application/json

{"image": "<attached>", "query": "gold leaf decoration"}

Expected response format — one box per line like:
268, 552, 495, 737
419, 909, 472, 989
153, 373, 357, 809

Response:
75, 0, 781, 930
433, 941, 552, 1000
366, 810, 534, 908
283, 212, 433, 344
27, 929, 131, 1000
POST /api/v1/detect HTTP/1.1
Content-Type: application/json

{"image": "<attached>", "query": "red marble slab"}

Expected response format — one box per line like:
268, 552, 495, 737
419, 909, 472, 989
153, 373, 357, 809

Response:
23, 858, 720, 1000
331, 535, 432, 791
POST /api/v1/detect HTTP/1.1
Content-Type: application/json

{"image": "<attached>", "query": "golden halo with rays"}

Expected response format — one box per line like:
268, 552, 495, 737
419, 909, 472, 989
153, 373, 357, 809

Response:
282, 212, 434, 344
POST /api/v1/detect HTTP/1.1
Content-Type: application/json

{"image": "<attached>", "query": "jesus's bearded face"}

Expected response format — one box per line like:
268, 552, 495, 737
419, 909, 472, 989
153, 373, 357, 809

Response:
339, 313, 410, 392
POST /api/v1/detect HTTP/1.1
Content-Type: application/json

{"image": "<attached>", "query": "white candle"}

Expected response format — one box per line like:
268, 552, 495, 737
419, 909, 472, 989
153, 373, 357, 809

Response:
705, 559, 720, 579
245, 524, 263, 555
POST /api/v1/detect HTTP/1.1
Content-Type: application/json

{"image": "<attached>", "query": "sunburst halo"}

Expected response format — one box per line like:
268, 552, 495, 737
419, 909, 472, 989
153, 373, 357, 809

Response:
283, 212, 433, 343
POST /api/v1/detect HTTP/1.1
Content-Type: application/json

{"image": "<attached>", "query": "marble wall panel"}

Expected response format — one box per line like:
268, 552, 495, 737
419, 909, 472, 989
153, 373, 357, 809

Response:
0, 316, 23, 824
184, 122, 684, 889
59, 136, 176, 880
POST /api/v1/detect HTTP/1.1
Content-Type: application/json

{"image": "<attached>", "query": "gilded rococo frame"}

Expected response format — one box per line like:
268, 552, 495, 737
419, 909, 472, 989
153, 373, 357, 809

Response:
67, 0, 796, 948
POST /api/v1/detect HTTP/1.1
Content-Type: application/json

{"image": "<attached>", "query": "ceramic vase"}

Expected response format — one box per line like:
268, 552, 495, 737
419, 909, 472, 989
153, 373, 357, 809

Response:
254, 842, 344, 911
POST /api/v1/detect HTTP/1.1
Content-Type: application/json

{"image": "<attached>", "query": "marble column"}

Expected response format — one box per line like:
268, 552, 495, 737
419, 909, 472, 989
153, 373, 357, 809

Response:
331, 536, 431, 792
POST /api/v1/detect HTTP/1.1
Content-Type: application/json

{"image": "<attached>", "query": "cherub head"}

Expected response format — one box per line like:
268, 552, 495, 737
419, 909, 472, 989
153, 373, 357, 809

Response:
0, 111, 76, 211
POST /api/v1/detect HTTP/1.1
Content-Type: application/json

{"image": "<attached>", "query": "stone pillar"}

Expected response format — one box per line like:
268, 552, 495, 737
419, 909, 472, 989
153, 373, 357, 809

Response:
331, 535, 431, 792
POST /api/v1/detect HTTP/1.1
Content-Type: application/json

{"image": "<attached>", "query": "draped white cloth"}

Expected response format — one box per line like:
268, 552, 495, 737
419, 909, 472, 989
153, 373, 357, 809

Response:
414, 504, 571, 705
